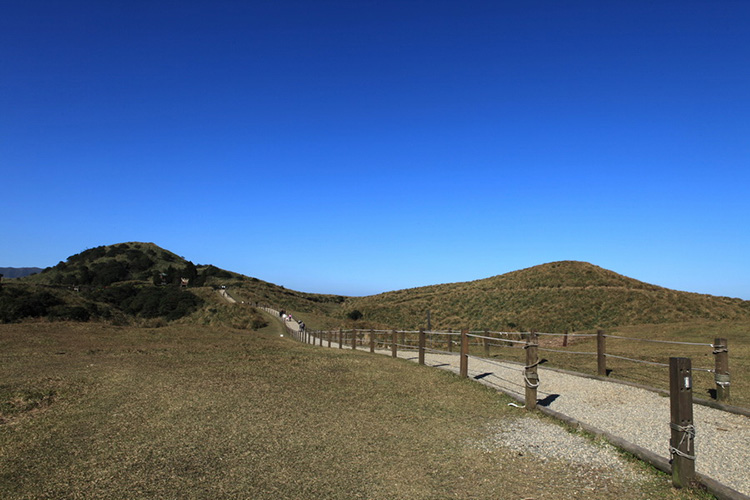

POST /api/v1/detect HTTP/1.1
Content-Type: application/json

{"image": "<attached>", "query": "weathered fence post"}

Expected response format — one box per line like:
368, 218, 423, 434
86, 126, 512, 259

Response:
525, 331, 539, 410
713, 338, 730, 402
391, 330, 397, 358
597, 329, 607, 376
447, 330, 453, 353
351, 329, 357, 350
460, 330, 469, 378
327, 330, 331, 348
483, 330, 490, 357
418, 329, 426, 365
338, 328, 343, 349
562, 330, 568, 347
670, 357, 695, 488
370, 329, 375, 353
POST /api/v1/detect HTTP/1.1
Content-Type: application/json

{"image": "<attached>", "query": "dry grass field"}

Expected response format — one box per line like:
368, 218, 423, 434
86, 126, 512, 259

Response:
1, 315, 715, 499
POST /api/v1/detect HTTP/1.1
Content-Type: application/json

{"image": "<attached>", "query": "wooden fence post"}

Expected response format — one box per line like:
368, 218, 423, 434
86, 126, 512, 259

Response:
370, 329, 375, 353
597, 329, 607, 376
525, 331, 539, 410
391, 330, 397, 358
460, 330, 469, 378
447, 330, 453, 353
670, 357, 695, 488
338, 328, 343, 349
563, 330, 568, 347
327, 330, 331, 348
483, 331, 490, 357
418, 329, 426, 365
713, 338, 730, 402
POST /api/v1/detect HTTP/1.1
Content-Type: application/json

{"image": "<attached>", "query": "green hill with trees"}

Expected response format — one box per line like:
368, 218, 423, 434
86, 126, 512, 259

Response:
2, 242, 341, 327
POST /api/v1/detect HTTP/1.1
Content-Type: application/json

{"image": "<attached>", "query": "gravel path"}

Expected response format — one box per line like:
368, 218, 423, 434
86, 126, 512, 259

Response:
400, 349, 750, 497
266, 313, 750, 496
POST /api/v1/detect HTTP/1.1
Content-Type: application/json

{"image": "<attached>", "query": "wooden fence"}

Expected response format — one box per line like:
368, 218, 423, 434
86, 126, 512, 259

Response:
279, 324, 731, 405
259, 306, 745, 496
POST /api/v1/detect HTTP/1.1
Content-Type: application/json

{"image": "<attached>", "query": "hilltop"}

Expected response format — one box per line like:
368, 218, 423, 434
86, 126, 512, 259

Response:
341, 261, 750, 332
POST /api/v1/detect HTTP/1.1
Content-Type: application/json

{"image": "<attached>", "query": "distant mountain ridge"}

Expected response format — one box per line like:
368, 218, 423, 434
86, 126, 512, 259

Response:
0, 267, 43, 279
8, 243, 750, 332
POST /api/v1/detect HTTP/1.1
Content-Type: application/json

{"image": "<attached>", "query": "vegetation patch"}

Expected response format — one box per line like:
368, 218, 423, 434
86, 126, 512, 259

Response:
87, 284, 203, 321
0, 383, 56, 424
0, 287, 64, 323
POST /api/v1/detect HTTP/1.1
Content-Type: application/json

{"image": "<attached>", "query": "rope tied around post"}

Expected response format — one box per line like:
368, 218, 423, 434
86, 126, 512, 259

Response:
711, 344, 728, 354
523, 371, 540, 389
669, 423, 696, 461
714, 372, 730, 387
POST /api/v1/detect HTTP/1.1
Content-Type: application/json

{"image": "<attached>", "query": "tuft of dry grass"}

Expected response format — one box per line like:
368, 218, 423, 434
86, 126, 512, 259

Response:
1, 318, 713, 499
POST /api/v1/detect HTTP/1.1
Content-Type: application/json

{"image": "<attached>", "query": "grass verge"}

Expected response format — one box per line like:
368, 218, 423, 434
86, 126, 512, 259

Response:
1, 319, 713, 499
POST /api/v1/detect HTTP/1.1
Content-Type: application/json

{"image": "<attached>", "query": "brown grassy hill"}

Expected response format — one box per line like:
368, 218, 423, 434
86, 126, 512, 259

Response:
342, 261, 750, 332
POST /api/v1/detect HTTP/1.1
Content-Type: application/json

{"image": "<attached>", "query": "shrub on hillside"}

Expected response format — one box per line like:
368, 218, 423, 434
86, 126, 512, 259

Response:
0, 288, 63, 323
47, 305, 91, 322
89, 284, 203, 321
347, 309, 363, 321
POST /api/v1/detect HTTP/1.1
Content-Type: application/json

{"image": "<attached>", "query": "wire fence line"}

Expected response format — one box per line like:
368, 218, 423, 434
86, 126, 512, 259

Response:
538, 347, 595, 356
258, 304, 731, 405
604, 353, 672, 369
603, 334, 714, 347
287, 325, 720, 374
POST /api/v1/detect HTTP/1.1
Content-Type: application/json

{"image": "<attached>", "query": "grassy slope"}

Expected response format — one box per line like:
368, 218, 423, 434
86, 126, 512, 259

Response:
0, 321, 710, 500
342, 261, 750, 332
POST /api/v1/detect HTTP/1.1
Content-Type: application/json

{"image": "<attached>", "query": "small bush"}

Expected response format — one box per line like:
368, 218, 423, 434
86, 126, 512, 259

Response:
47, 305, 91, 322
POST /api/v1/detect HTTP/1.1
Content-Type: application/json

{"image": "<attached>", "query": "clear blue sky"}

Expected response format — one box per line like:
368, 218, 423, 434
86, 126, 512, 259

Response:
2, 1, 749, 299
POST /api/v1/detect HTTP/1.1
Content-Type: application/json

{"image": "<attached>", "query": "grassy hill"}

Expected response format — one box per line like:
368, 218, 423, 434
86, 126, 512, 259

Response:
341, 261, 750, 332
